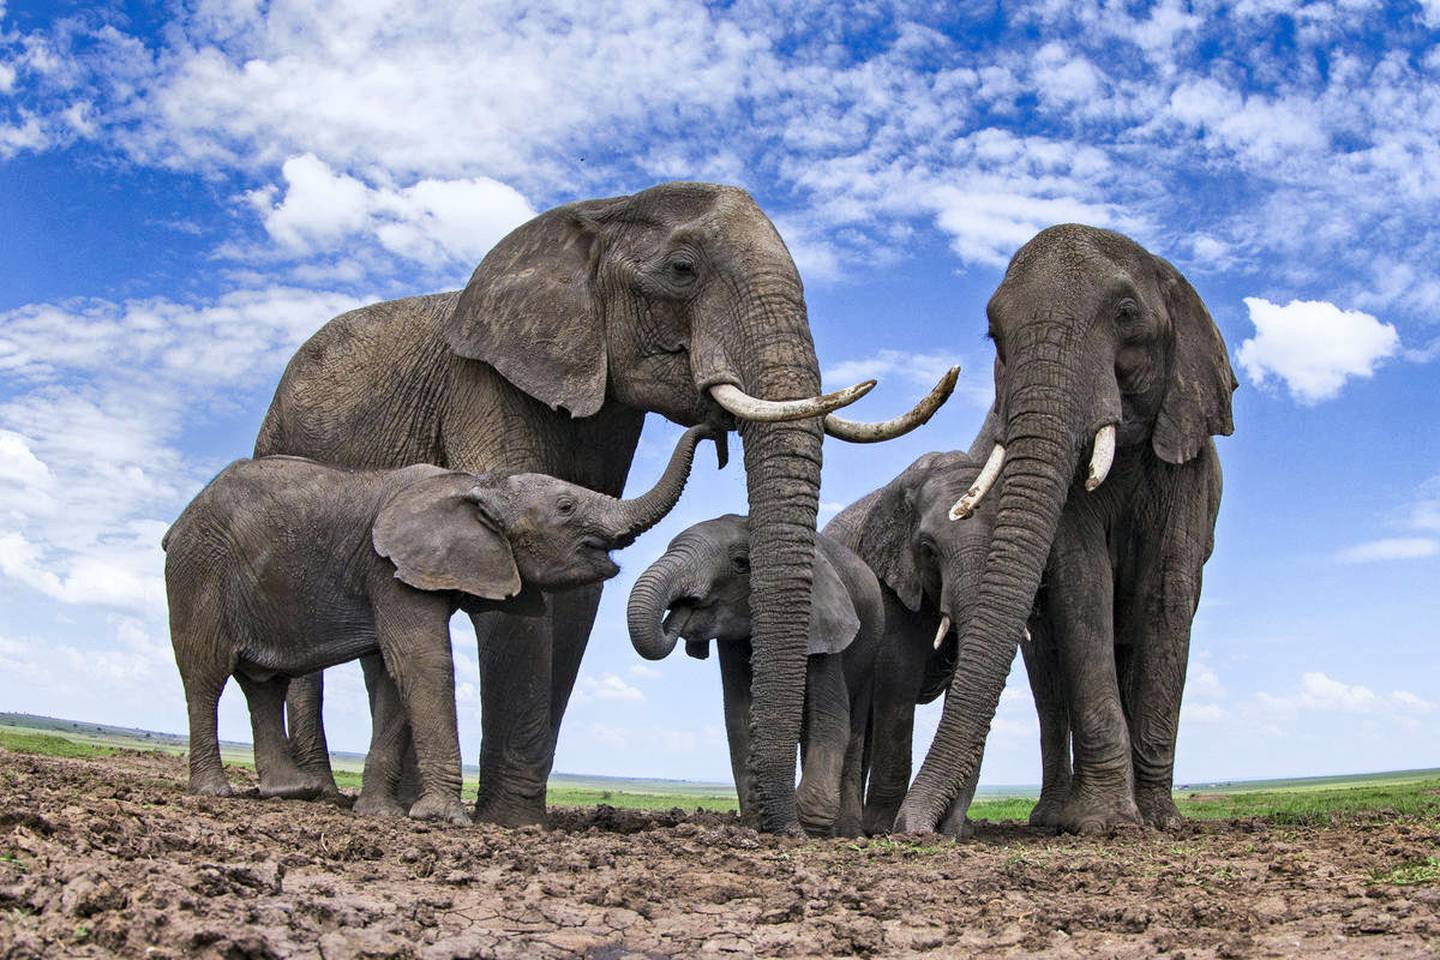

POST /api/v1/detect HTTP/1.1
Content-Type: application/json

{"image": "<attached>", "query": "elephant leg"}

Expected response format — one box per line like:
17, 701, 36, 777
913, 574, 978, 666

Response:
1048, 518, 1142, 834
171, 597, 233, 798
374, 602, 469, 826
354, 656, 415, 819
473, 605, 554, 826
181, 671, 232, 797
1021, 611, 1072, 829
717, 640, 759, 825
937, 766, 979, 839
237, 674, 324, 800
1120, 492, 1212, 830
862, 600, 930, 834
796, 655, 849, 837
835, 671, 871, 838
548, 585, 604, 739
283, 671, 341, 798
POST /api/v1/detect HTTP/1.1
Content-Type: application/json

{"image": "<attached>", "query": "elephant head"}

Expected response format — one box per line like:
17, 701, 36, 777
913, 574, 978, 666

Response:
852, 451, 999, 698
896, 224, 1237, 831
374, 426, 713, 598
627, 514, 861, 662
444, 182, 954, 830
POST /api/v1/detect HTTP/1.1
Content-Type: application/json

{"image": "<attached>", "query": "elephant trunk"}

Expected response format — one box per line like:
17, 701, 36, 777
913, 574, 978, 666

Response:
607, 425, 711, 545
896, 378, 1081, 831
627, 552, 692, 661
739, 404, 822, 834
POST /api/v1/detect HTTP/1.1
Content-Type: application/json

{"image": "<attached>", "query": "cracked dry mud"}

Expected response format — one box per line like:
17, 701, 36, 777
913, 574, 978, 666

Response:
1, 749, 1437, 958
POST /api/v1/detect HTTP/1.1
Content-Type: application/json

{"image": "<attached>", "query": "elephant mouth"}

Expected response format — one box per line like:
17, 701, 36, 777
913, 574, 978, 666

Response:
662, 599, 710, 643
580, 536, 622, 577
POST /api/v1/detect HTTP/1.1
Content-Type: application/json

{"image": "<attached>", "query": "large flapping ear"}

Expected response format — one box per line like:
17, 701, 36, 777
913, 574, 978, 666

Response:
1152, 257, 1239, 464
442, 196, 628, 418
807, 546, 861, 656
372, 473, 521, 601
854, 454, 952, 611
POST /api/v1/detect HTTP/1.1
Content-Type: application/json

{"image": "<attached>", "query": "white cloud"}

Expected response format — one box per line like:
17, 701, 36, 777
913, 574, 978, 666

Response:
1189, 664, 1225, 699
1237, 297, 1400, 403
0, 430, 52, 489
249, 154, 536, 266
627, 663, 663, 680
1332, 537, 1438, 563
1182, 703, 1226, 723
572, 672, 646, 705
1259, 671, 1377, 713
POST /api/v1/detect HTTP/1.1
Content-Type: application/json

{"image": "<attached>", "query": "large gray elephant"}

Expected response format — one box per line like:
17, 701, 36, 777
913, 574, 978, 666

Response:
626, 515, 883, 836
823, 450, 1004, 836
163, 426, 712, 826
255, 182, 954, 831
896, 224, 1236, 835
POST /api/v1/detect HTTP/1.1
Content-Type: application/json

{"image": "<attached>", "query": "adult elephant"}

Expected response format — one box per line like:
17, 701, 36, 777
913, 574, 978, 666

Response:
255, 182, 954, 831
895, 224, 1236, 836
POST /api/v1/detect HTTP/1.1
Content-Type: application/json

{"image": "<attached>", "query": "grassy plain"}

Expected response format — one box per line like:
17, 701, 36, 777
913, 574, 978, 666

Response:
4, 714, 1437, 824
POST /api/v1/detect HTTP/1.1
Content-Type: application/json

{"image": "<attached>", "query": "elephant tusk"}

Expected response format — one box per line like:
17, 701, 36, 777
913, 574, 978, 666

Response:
1086, 424, 1116, 492
933, 614, 952, 651
948, 443, 1006, 521
708, 379, 875, 423
822, 366, 960, 443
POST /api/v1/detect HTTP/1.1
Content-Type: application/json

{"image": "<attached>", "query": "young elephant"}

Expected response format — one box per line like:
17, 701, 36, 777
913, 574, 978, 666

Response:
627, 516, 883, 836
164, 425, 712, 825
824, 450, 1005, 836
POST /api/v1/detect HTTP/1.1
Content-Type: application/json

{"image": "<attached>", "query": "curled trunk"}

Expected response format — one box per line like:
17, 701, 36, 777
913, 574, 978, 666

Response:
606, 424, 711, 544
627, 553, 690, 661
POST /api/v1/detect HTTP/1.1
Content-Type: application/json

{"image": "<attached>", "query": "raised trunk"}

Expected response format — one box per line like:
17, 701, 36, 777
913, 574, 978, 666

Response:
896, 395, 1080, 831
627, 553, 690, 661
605, 424, 710, 545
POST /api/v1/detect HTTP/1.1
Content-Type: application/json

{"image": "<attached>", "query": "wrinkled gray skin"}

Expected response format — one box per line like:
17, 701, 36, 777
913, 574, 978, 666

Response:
163, 427, 710, 826
896, 224, 1236, 836
824, 451, 1005, 836
256, 183, 830, 831
627, 516, 883, 837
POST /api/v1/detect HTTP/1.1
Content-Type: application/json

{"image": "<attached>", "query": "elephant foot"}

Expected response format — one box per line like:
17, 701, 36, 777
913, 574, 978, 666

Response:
937, 806, 975, 840
189, 776, 234, 798
353, 790, 408, 819
861, 802, 901, 836
1028, 793, 1067, 830
409, 793, 472, 827
257, 771, 326, 801
1054, 788, 1143, 836
473, 796, 548, 829
1136, 786, 1185, 830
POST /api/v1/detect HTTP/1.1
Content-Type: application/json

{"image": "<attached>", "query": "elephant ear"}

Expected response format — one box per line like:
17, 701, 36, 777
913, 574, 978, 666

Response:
854, 454, 950, 611
442, 197, 628, 418
1152, 257, 1239, 465
808, 546, 861, 656
372, 473, 522, 601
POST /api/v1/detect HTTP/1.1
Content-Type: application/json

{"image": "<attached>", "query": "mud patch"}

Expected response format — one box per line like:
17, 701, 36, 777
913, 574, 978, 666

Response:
1, 749, 1436, 958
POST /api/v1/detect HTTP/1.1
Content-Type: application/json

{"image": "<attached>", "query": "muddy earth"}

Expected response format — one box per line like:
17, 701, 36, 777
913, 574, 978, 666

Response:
1, 749, 1437, 958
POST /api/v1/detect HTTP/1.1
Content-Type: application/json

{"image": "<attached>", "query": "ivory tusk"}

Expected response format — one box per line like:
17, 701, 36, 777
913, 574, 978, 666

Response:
709, 379, 875, 423
933, 614, 952, 651
948, 443, 1006, 521
822, 366, 960, 443
1086, 424, 1116, 492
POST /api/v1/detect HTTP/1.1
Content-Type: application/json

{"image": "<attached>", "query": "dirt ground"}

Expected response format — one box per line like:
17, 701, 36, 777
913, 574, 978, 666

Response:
1, 749, 1436, 959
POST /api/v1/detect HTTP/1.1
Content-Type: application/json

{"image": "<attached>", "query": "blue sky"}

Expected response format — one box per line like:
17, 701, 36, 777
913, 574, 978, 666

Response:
1, 0, 1437, 787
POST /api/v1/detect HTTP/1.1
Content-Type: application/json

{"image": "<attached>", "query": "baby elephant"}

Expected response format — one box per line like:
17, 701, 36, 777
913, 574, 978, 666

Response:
164, 425, 712, 825
627, 515, 883, 836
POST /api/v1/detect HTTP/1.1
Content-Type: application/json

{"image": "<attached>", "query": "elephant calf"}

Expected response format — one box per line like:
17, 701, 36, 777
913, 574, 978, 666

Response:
163, 426, 712, 825
627, 515, 883, 836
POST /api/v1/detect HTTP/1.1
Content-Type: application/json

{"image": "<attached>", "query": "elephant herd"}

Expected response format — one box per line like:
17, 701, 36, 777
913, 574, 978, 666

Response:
164, 181, 1236, 839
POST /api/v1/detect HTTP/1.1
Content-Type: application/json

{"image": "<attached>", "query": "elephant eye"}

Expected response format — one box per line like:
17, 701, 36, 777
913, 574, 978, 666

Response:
732, 554, 750, 573
668, 256, 697, 281
556, 497, 576, 517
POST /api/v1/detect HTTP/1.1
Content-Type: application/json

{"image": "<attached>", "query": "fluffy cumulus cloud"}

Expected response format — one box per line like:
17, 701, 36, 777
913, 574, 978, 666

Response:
249, 154, 536, 267
1257, 671, 1434, 716
1237, 298, 1400, 404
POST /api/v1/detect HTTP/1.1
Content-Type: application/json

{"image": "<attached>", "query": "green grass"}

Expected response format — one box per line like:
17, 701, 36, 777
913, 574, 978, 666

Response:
1369, 856, 1440, 887
4, 717, 1437, 824
0, 729, 117, 759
